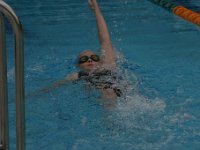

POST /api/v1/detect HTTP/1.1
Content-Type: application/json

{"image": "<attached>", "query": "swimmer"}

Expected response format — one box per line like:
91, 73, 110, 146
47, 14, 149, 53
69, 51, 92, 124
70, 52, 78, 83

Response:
37, 0, 122, 100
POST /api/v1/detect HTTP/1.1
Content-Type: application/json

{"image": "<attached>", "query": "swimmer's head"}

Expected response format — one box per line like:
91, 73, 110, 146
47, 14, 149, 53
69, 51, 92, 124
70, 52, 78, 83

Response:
77, 50, 101, 71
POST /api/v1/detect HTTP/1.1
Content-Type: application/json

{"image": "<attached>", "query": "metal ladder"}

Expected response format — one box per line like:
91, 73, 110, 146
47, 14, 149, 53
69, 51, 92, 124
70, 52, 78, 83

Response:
0, 0, 25, 150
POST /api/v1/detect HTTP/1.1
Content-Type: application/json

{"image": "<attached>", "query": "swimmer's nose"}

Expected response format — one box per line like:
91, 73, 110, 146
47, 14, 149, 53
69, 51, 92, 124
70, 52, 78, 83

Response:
88, 58, 92, 62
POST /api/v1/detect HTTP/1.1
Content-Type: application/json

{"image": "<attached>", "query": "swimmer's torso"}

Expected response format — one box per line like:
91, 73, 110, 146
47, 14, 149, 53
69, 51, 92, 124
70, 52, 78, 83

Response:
78, 69, 122, 97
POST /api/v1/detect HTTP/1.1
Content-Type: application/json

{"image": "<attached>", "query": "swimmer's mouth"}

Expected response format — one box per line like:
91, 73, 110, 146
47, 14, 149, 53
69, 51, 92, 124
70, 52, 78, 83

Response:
87, 64, 94, 67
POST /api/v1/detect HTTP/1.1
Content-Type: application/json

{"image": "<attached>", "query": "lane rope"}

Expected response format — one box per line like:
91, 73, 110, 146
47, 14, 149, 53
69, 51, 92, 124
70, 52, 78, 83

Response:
148, 0, 200, 26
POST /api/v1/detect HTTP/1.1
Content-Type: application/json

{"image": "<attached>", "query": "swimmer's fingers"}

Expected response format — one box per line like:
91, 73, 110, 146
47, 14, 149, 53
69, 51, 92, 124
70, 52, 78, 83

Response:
88, 0, 98, 10
88, 0, 94, 10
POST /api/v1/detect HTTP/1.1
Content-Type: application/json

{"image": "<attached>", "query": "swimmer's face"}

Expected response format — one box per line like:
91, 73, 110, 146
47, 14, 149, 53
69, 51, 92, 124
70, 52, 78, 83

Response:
78, 50, 101, 71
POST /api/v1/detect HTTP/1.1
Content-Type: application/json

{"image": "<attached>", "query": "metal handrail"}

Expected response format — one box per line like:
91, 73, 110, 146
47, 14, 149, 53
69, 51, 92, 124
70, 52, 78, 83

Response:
0, 1, 25, 150
0, 11, 8, 150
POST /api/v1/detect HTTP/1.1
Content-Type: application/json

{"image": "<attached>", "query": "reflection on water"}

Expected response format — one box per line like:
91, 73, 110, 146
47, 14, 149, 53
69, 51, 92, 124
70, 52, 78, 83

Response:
23, 53, 200, 150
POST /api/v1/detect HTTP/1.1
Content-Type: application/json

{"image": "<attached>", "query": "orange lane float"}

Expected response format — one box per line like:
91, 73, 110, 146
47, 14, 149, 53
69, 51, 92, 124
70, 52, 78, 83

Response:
148, 0, 200, 27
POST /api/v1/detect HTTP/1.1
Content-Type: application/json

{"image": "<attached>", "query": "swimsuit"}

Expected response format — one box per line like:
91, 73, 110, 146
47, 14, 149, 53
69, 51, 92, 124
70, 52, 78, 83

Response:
78, 69, 122, 97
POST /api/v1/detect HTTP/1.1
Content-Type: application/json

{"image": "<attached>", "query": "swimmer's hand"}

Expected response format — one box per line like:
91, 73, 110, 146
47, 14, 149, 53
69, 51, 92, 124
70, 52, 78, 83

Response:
88, 0, 98, 10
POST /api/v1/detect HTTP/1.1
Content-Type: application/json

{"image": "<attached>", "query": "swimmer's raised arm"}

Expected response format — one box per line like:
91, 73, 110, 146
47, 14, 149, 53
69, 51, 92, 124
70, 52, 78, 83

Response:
88, 0, 115, 66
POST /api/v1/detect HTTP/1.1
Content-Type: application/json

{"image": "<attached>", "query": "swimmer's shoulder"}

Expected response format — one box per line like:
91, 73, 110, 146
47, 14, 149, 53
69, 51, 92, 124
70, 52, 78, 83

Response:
64, 72, 79, 81
64, 71, 91, 81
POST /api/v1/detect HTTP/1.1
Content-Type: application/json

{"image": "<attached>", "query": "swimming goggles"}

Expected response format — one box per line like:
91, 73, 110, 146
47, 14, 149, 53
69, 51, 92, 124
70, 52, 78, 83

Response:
79, 55, 100, 64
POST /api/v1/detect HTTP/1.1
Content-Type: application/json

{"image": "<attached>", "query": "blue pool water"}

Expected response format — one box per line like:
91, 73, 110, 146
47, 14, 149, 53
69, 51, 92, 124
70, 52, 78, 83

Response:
5, 0, 200, 149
